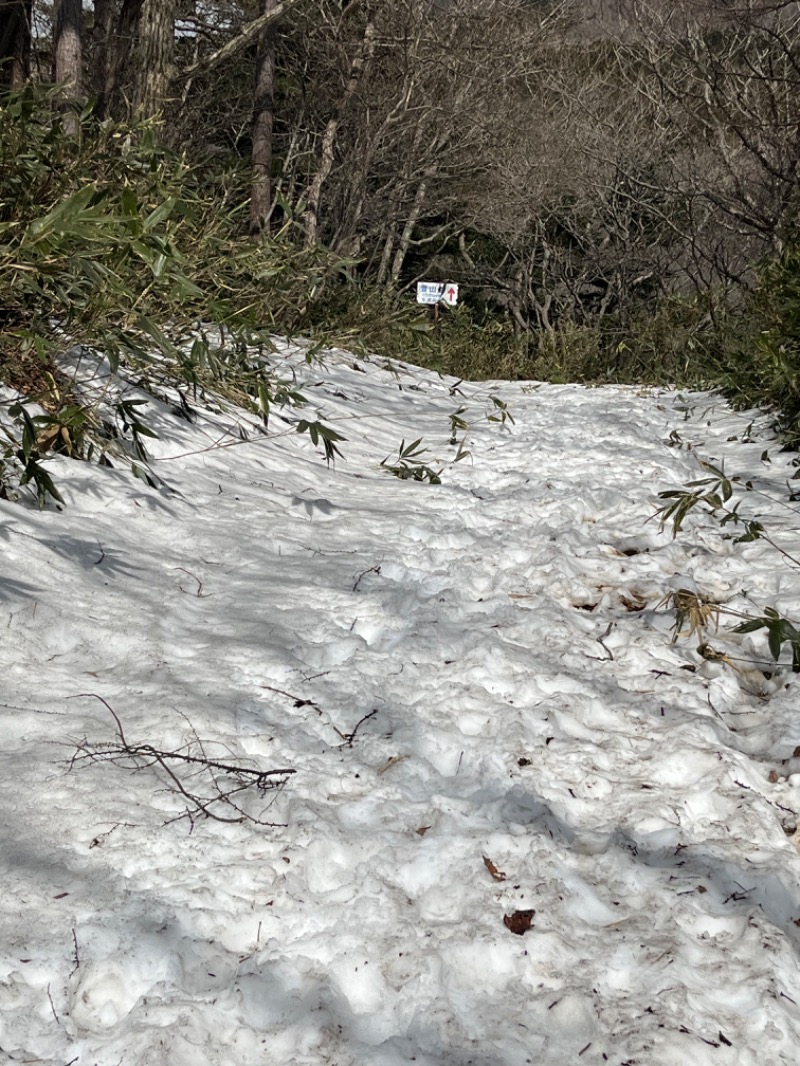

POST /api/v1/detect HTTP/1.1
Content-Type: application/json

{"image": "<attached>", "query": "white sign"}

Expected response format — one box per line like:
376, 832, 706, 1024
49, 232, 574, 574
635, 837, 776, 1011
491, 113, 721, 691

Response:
442, 283, 459, 307
417, 282, 443, 304
416, 281, 460, 307
416, 282, 459, 306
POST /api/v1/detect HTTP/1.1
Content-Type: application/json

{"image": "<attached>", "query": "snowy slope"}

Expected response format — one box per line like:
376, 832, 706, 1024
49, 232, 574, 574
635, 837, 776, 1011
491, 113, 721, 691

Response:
2, 343, 800, 1066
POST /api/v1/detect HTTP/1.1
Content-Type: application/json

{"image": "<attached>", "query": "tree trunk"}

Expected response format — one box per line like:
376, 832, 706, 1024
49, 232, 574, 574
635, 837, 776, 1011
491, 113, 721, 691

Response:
108, 0, 143, 120
249, 0, 279, 238
303, 14, 376, 247
134, 0, 175, 120
53, 0, 83, 137
376, 230, 396, 286
0, 0, 31, 89
389, 172, 433, 285
91, 0, 113, 117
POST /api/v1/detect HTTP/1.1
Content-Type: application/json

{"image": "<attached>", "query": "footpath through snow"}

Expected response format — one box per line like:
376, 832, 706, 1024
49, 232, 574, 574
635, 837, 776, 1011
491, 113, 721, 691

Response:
2, 343, 800, 1065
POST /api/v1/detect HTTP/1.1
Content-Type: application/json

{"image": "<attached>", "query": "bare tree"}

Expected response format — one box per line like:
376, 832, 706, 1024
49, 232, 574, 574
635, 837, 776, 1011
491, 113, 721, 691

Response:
280, 0, 557, 281
459, 0, 800, 338
303, 6, 376, 246
103, 0, 144, 119
621, 0, 800, 269
249, 1, 279, 236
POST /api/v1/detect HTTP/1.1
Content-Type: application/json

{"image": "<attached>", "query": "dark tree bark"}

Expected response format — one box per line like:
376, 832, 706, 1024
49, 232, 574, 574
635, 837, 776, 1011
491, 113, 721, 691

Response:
91, 0, 114, 117
108, 0, 143, 119
249, 0, 279, 237
0, 0, 31, 89
53, 0, 83, 136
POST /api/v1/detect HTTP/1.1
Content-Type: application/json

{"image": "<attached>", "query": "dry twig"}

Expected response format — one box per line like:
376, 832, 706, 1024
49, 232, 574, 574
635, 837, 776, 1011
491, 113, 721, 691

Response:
69, 694, 295, 828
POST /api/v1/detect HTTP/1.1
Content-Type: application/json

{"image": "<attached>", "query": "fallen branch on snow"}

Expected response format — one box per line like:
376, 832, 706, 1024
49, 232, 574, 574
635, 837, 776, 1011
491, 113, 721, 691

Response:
69, 694, 295, 828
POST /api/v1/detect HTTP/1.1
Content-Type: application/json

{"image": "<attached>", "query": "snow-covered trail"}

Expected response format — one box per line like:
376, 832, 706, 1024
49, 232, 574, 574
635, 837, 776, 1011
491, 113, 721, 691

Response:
2, 346, 800, 1066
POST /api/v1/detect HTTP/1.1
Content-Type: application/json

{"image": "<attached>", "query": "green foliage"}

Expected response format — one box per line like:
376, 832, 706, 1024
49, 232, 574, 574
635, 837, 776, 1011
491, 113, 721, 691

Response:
715, 242, 800, 446
487, 395, 515, 427
735, 609, 800, 673
448, 405, 469, 441
528, 297, 719, 387
381, 439, 442, 484
657, 460, 768, 546
340, 301, 537, 383
657, 461, 744, 536
114, 398, 159, 463
0, 89, 350, 506
295, 419, 347, 464
1, 402, 66, 508
657, 459, 800, 674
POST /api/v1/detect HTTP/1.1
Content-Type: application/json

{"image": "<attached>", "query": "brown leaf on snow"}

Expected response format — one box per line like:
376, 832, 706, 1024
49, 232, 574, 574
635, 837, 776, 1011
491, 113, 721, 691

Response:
416, 826, 431, 836
619, 595, 646, 613
483, 855, 507, 882
503, 909, 535, 935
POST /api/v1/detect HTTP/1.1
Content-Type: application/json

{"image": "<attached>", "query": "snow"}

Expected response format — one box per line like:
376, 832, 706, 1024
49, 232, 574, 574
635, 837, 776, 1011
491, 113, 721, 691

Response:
2, 341, 800, 1065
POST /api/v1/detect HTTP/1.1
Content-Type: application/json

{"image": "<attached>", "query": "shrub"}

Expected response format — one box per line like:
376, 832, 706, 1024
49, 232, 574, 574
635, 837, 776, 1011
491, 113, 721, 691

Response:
0, 89, 347, 504
715, 241, 800, 446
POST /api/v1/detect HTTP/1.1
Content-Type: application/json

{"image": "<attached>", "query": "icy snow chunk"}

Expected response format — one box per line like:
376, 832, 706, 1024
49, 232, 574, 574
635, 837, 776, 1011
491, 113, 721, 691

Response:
562, 871, 622, 926
68, 957, 165, 1033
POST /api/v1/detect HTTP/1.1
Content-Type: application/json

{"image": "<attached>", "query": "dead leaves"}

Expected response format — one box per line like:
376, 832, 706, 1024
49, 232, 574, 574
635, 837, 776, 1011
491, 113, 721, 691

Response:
409, 848, 535, 935
483, 855, 507, 882
482, 855, 536, 934
619, 594, 646, 613
503, 909, 536, 935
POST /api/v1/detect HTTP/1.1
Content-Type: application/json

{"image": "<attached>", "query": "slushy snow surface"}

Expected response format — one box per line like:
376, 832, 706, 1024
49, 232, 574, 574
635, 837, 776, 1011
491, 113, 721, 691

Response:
3, 343, 800, 1066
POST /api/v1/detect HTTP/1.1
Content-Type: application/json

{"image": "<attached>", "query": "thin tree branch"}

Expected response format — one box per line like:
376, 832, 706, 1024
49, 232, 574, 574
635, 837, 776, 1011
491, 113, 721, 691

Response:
174, 0, 303, 83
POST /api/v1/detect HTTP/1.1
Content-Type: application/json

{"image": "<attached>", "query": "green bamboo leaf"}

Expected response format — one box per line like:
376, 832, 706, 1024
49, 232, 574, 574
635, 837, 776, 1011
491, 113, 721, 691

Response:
144, 197, 178, 232
121, 187, 138, 217
319, 424, 347, 443
257, 382, 271, 420
768, 622, 783, 661
135, 315, 180, 356
400, 438, 425, 459
699, 461, 726, 479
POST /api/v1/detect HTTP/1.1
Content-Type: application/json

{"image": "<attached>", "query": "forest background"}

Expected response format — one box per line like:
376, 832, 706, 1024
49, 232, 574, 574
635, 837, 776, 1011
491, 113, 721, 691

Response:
3, 0, 800, 481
